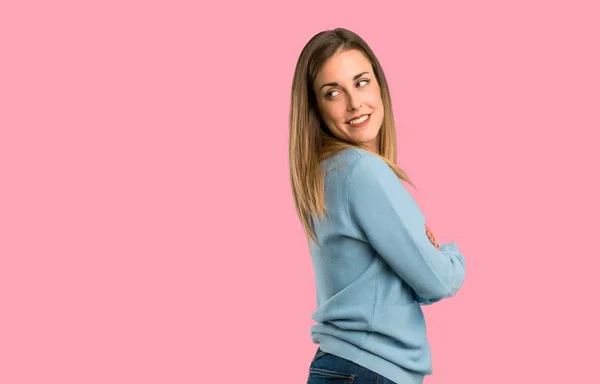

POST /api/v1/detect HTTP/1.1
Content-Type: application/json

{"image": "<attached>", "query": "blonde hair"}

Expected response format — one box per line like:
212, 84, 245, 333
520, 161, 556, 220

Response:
289, 28, 414, 244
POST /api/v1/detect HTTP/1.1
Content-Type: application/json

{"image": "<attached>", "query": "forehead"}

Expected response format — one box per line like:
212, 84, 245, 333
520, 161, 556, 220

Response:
314, 49, 372, 85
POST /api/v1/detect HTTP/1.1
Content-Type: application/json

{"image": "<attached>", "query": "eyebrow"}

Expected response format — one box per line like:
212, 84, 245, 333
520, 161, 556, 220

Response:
319, 71, 370, 91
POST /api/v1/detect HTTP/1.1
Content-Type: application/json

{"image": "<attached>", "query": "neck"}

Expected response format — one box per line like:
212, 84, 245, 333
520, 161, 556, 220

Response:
363, 138, 380, 154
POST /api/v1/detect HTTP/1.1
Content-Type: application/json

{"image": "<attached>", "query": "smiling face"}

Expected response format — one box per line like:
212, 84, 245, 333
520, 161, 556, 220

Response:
313, 49, 384, 152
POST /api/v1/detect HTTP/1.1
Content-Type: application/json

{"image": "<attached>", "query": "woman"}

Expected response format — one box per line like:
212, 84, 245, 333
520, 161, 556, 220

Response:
288, 28, 466, 384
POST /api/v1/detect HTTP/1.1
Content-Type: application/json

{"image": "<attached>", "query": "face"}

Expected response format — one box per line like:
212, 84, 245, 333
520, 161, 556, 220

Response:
313, 49, 384, 152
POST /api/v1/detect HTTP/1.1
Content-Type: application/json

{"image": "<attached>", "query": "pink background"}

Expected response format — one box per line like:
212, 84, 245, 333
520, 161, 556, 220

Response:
1, 1, 599, 383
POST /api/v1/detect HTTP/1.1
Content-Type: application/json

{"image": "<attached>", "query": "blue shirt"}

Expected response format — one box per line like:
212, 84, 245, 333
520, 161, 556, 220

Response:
309, 147, 466, 384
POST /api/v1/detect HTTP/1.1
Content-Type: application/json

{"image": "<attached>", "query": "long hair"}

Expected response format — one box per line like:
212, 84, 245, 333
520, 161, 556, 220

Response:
289, 28, 414, 244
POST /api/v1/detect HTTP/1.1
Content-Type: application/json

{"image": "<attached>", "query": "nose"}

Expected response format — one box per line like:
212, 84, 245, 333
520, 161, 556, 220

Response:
347, 91, 362, 111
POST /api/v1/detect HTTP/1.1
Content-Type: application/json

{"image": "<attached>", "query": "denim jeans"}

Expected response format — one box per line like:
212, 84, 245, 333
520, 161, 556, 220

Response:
307, 348, 397, 384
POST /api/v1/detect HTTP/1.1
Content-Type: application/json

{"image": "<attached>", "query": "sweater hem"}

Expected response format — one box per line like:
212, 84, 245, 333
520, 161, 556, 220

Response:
313, 334, 425, 384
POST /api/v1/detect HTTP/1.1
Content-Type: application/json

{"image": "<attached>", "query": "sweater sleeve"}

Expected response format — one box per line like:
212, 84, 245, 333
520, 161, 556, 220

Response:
347, 154, 466, 303
412, 242, 465, 305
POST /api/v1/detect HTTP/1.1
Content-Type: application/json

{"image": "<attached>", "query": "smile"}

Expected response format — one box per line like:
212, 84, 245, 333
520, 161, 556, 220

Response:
347, 114, 371, 126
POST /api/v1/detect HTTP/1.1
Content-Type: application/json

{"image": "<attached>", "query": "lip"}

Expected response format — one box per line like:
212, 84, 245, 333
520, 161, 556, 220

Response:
346, 113, 370, 123
346, 113, 371, 127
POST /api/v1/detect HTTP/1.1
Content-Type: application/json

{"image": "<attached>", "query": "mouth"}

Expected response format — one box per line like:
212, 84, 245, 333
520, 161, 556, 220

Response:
346, 113, 371, 127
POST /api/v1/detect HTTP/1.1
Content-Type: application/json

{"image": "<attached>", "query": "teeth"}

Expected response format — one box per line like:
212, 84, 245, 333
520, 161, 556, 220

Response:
349, 115, 369, 125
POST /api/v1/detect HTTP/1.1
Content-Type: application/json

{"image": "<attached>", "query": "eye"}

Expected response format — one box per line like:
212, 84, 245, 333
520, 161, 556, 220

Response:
325, 89, 339, 99
357, 79, 370, 87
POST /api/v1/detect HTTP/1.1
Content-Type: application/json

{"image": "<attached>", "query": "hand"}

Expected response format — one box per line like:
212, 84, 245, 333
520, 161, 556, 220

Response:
425, 225, 440, 249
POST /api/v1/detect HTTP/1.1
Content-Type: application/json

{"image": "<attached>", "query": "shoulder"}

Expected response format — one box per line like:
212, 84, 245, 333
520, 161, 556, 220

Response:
320, 147, 401, 200
345, 148, 395, 184
323, 147, 386, 176
346, 150, 411, 204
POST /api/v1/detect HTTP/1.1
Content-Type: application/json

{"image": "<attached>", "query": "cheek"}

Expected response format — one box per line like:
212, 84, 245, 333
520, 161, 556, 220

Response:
320, 104, 345, 125
365, 89, 383, 107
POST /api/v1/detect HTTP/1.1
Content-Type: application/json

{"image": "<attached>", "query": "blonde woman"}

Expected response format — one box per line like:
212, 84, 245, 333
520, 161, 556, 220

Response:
289, 28, 466, 384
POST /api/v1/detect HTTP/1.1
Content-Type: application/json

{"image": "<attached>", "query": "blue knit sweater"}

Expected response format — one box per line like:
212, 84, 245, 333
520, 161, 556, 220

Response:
308, 147, 466, 384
